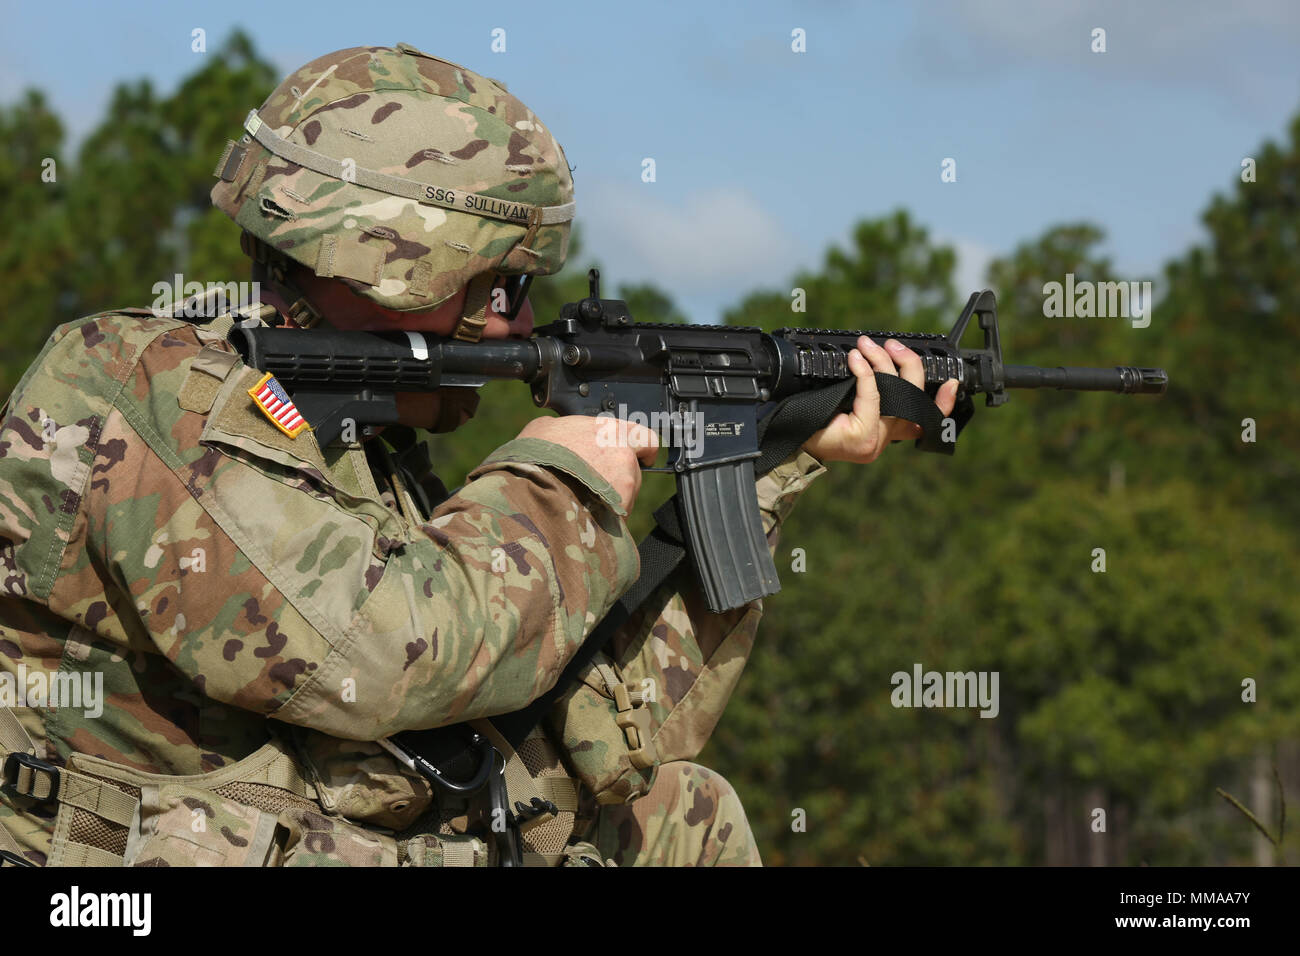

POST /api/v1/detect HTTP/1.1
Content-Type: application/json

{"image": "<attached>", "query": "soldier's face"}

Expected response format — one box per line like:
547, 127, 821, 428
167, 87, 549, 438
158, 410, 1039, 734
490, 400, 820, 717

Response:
304, 273, 534, 340
294, 272, 532, 432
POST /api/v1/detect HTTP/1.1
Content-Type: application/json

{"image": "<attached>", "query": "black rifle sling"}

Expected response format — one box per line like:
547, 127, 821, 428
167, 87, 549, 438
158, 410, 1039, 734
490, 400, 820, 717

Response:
494, 372, 943, 747
756, 371, 953, 468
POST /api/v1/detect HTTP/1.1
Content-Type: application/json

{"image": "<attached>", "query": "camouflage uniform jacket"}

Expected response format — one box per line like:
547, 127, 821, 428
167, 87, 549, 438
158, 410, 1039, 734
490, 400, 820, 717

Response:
0, 309, 824, 864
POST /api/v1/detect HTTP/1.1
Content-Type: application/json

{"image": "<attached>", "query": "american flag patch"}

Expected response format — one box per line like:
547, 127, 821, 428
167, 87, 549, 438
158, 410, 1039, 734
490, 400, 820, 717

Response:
248, 372, 309, 438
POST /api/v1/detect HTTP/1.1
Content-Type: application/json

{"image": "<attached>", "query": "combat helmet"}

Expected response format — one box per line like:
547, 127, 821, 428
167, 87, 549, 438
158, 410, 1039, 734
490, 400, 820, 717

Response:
211, 43, 574, 341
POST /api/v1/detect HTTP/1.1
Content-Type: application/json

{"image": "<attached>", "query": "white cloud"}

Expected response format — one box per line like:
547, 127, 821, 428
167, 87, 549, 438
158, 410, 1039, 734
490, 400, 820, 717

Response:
941, 235, 998, 295
577, 181, 800, 295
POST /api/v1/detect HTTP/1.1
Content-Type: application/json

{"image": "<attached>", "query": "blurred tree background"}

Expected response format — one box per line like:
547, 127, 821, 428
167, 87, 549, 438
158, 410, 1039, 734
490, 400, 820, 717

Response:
1, 32, 1295, 865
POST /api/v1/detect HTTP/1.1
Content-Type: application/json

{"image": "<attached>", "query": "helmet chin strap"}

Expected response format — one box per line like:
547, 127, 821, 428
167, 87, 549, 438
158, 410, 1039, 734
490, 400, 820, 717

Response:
452, 273, 496, 343
243, 233, 324, 329
452, 206, 541, 342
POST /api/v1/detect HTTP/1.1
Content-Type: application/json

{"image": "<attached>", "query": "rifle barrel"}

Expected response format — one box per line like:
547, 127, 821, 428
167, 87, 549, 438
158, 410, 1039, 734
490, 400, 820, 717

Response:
1002, 365, 1167, 394
437, 339, 540, 382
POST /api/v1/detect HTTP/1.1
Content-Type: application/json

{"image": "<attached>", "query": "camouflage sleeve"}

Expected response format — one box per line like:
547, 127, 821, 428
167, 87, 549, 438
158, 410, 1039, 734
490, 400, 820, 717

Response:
609, 451, 826, 764
2, 314, 640, 748
618, 450, 821, 764
300, 437, 640, 734
547, 451, 825, 802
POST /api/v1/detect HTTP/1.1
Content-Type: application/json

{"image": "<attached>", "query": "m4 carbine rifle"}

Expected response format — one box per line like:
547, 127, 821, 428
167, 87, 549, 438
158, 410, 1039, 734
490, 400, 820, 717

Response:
230, 270, 1167, 615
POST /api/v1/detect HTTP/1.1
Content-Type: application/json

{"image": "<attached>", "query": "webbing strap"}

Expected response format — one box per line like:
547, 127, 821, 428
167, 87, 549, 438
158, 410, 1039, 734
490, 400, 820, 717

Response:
441, 840, 477, 867
494, 372, 947, 747
0, 819, 26, 861
522, 851, 563, 867
56, 771, 138, 827
471, 720, 548, 815
756, 372, 952, 471
3, 757, 137, 827
59, 843, 123, 868
240, 236, 324, 328
2, 707, 139, 861
256, 749, 316, 799
535, 776, 579, 813
0, 707, 36, 755
242, 112, 576, 226
452, 273, 495, 343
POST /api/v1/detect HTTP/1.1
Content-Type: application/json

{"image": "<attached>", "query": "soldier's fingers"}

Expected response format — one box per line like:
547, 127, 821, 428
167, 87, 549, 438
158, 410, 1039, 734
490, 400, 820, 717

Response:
626, 421, 660, 467
936, 379, 959, 417
882, 415, 922, 441
858, 336, 897, 377
885, 339, 924, 391
847, 347, 881, 437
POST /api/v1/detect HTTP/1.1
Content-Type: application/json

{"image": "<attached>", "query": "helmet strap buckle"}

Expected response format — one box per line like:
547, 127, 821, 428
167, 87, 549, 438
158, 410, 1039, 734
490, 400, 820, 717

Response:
284, 295, 323, 329
452, 273, 496, 343
244, 233, 324, 329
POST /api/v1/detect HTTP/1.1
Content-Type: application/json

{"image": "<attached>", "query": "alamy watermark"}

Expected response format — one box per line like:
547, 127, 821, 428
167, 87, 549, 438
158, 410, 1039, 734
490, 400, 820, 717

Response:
891, 662, 999, 718
151, 274, 262, 319
595, 404, 706, 459
1042, 274, 1151, 328
0, 665, 104, 719
50, 886, 151, 936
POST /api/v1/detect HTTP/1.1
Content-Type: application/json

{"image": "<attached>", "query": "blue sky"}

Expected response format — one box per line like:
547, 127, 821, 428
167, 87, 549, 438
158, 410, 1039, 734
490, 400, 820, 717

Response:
3, 0, 1298, 324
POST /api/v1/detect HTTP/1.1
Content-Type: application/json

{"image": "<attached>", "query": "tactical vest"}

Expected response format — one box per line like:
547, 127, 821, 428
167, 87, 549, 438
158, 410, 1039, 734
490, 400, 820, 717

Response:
1, 701, 607, 866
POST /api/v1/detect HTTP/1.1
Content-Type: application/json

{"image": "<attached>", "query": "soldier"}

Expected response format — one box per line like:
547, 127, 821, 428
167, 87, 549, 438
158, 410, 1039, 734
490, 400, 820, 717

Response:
0, 44, 958, 866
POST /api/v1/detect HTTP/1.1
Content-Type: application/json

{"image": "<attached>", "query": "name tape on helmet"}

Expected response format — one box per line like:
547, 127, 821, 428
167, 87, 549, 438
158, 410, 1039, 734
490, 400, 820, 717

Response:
243, 111, 574, 227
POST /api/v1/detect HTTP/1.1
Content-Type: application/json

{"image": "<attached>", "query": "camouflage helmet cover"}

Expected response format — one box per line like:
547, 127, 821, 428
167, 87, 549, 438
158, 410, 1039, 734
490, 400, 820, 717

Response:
211, 43, 574, 314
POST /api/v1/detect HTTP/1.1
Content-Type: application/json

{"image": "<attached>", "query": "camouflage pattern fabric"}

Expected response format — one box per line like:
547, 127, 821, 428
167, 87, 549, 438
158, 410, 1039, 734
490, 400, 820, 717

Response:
0, 310, 633, 862
291, 731, 433, 831
211, 44, 573, 314
548, 449, 825, 806
129, 785, 280, 867
590, 761, 762, 866
276, 808, 401, 867
0, 308, 823, 865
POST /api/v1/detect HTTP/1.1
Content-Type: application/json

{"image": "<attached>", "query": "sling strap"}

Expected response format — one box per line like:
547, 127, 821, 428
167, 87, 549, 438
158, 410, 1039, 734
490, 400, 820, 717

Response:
0, 712, 32, 863
472, 720, 579, 821
0, 824, 31, 865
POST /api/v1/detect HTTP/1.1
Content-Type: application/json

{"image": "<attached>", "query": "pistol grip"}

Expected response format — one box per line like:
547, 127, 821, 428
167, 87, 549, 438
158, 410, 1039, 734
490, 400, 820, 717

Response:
676, 459, 779, 613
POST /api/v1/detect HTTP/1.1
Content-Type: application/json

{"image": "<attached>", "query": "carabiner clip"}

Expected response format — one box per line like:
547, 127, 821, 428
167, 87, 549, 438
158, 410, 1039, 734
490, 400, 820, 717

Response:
379, 729, 495, 794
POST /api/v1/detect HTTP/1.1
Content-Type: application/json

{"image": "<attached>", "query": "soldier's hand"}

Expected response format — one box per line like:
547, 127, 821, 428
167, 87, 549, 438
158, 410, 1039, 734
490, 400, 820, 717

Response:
519, 416, 659, 512
802, 336, 960, 464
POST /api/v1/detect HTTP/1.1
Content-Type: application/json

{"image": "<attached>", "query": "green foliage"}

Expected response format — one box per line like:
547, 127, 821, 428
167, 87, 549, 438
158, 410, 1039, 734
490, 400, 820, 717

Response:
1, 37, 1294, 866
0, 90, 72, 391
704, 120, 1300, 866
0, 29, 276, 398
616, 282, 687, 325
724, 209, 957, 333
